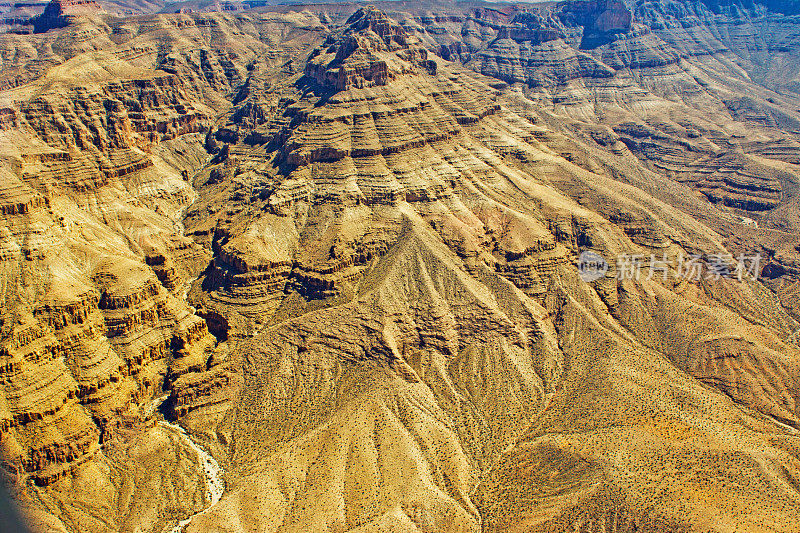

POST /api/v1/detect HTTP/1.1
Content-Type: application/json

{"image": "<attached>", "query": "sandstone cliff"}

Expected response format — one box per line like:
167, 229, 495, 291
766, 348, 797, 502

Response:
2, 2, 800, 532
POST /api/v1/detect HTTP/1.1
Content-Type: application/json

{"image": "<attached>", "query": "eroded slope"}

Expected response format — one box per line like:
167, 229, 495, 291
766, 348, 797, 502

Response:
2, 2, 800, 532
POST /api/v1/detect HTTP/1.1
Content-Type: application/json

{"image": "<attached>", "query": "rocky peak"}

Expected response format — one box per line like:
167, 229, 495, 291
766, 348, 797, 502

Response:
557, 0, 633, 48
304, 7, 436, 91
33, 0, 102, 33
342, 7, 410, 50
496, 11, 565, 44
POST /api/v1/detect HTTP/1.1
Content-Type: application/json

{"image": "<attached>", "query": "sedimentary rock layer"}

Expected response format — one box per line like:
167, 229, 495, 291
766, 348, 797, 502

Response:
2, 1, 800, 532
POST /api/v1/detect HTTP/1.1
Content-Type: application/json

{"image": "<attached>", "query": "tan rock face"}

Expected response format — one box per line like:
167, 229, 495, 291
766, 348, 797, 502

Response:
305, 7, 437, 92
0, 9, 229, 526
3, 2, 800, 532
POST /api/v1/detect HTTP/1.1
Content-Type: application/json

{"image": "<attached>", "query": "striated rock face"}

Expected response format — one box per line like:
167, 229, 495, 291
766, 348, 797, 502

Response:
33, 0, 103, 33
0, 206, 216, 487
698, 0, 800, 15
170, 5, 800, 532
4, 2, 800, 533
0, 8, 238, 527
495, 12, 564, 46
304, 7, 437, 92
405, 0, 800, 224
557, 0, 633, 49
188, 8, 566, 326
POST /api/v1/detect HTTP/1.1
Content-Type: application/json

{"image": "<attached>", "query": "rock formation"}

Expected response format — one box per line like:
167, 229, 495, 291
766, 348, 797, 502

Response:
558, 0, 633, 49
33, 0, 103, 33
1, 1, 800, 532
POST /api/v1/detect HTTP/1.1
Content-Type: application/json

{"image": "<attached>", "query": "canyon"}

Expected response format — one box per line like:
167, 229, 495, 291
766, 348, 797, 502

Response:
1, 0, 800, 531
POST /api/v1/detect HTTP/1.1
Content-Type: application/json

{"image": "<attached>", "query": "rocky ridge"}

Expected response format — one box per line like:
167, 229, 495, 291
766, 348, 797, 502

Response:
178, 5, 800, 531
2, 1, 800, 532
32, 0, 104, 33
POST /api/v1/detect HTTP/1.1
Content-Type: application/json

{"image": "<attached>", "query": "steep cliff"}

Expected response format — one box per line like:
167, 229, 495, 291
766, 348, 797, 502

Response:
2, 2, 800, 532
177, 5, 800, 531
33, 0, 104, 33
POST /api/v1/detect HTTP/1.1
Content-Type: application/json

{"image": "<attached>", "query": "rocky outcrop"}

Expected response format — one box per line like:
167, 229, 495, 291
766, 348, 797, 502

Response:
472, 37, 617, 87
494, 12, 564, 45
4, 3, 800, 532
0, 10, 223, 498
411, 0, 800, 218
33, 0, 102, 33
304, 8, 437, 92
0, 175, 48, 216
0, 249, 217, 485
557, 0, 633, 49
145, 252, 180, 291
0, 313, 100, 485
700, 0, 800, 15
189, 8, 534, 318
167, 347, 239, 418
20, 75, 208, 154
